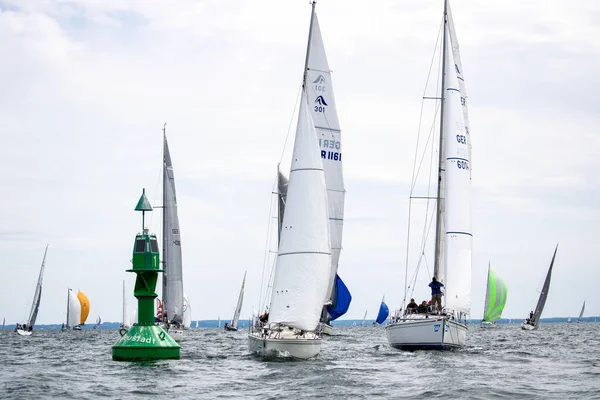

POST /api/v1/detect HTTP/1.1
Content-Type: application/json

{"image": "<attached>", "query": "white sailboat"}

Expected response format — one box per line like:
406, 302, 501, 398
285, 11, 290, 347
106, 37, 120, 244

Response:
248, 2, 332, 360
93, 315, 102, 329
386, 0, 472, 350
160, 124, 185, 342
182, 293, 192, 329
522, 245, 558, 330
481, 264, 508, 328
121, 280, 131, 329
577, 301, 585, 323
225, 272, 247, 332
361, 310, 368, 327
63, 288, 89, 331
16, 245, 49, 336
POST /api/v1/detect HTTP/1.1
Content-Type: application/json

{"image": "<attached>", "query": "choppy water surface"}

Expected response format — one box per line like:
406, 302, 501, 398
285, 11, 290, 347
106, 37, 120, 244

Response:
1, 323, 599, 399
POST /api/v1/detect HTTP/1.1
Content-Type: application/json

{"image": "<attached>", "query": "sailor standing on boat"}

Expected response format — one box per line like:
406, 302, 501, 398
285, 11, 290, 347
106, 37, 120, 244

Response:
429, 277, 444, 314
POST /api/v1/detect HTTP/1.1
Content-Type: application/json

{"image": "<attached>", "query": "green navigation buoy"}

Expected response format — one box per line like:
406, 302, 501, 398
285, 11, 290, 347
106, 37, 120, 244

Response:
112, 189, 180, 361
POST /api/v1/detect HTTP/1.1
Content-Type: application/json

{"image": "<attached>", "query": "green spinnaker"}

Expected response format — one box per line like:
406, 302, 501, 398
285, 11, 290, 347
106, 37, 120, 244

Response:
483, 266, 508, 322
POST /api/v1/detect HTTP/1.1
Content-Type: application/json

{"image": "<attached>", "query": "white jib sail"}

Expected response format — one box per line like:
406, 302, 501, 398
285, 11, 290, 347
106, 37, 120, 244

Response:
442, 23, 472, 315
183, 293, 192, 328
232, 272, 247, 328
67, 289, 81, 327
164, 136, 184, 324
27, 246, 48, 327
268, 92, 332, 331
305, 13, 345, 303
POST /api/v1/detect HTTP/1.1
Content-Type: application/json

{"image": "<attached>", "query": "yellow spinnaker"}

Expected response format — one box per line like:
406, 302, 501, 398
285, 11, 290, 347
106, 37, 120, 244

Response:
77, 291, 90, 325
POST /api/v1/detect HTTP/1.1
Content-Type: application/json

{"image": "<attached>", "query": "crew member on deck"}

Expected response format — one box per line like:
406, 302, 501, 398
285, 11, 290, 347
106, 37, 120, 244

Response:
429, 277, 444, 314
406, 299, 418, 314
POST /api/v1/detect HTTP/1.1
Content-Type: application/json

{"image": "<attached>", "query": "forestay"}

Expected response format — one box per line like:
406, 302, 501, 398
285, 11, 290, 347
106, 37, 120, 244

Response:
305, 14, 346, 308
268, 93, 332, 331
442, 20, 472, 315
163, 135, 184, 324
483, 266, 508, 322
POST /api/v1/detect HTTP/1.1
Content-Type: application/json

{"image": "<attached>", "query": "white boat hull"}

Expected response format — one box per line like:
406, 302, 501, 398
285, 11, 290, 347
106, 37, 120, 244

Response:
16, 329, 33, 336
386, 315, 467, 350
248, 329, 322, 359
167, 327, 183, 342
480, 321, 497, 328
319, 323, 333, 336
521, 322, 536, 330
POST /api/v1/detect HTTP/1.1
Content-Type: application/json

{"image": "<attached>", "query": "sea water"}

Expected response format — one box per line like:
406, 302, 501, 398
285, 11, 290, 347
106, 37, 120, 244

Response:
1, 323, 599, 399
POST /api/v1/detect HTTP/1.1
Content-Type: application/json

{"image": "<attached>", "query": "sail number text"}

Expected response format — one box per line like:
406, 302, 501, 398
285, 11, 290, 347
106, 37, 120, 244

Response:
457, 160, 469, 170
456, 135, 467, 144
314, 106, 326, 113
319, 139, 342, 162
125, 335, 156, 344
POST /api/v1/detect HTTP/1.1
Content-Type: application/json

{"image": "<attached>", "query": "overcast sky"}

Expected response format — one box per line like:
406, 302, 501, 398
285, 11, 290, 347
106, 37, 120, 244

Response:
1, 0, 598, 325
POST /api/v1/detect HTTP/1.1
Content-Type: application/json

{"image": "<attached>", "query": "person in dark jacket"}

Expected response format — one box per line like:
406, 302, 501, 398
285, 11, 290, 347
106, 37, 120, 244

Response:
417, 301, 428, 314
429, 277, 444, 314
406, 298, 418, 314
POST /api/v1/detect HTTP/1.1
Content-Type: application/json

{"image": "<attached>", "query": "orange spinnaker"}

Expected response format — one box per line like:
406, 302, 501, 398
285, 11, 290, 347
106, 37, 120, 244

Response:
77, 291, 90, 325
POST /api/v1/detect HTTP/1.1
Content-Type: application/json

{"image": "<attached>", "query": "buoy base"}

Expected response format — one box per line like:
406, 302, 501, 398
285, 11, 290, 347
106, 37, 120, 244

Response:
112, 324, 180, 361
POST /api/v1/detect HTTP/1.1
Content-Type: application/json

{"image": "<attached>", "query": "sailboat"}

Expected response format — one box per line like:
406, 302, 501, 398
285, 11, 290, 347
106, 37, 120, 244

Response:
375, 297, 389, 326
63, 289, 90, 330
225, 271, 247, 332
361, 310, 368, 327
121, 280, 131, 329
16, 245, 49, 336
577, 301, 585, 323
386, 0, 472, 350
217, 316, 220, 328
248, 2, 332, 360
481, 264, 508, 327
2, 318, 5, 330
93, 315, 102, 329
159, 124, 186, 342
521, 245, 558, 330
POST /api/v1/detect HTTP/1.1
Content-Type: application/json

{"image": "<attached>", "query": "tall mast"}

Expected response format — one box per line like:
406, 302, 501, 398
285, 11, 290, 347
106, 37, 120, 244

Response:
433, 0, 448, 279
302, 1, 317, 89
66, 288, 70, 328
161, 123, 167, 321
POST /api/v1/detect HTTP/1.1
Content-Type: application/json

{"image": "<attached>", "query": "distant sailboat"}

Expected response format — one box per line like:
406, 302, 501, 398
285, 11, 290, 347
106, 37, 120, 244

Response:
577, 301, 585, 323
183, 293, 192, 329
481, 264, 508, 327
375, 297, 389, 325
121, 281, 131, 329
63, 289, 90, 331
16, 245, 49, 336
194, 320, 199, 328
160, 124, 186, 342
361, 310, 368, 327
93, 315, 102, 329
217, 316, 220, 328
567, 316, 572, 323
225, 271, 247, 332
2, 318, 5, 330
522, 245, 558, 330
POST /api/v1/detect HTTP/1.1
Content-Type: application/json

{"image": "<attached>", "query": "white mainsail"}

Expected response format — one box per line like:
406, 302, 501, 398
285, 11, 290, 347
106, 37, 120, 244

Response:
442, 21, 472, 314
67, 289, 81, 328
305, 14, 345, 311
163, 133, 184, 325
231, 272, 247, 329
577, 301, 585, 322
26, 245, 49, 329
268, 93, 332, 331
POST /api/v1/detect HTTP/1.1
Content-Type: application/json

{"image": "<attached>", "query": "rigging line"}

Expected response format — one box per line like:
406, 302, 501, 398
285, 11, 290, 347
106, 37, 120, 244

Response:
279, 84, 303, 165
258, 174, 278, 311
409, 17, 444, 193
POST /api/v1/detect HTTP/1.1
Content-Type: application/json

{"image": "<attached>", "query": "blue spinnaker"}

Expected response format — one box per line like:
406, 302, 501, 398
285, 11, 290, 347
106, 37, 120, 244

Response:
376, 301, 389, 324
326, 274, 352, 321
